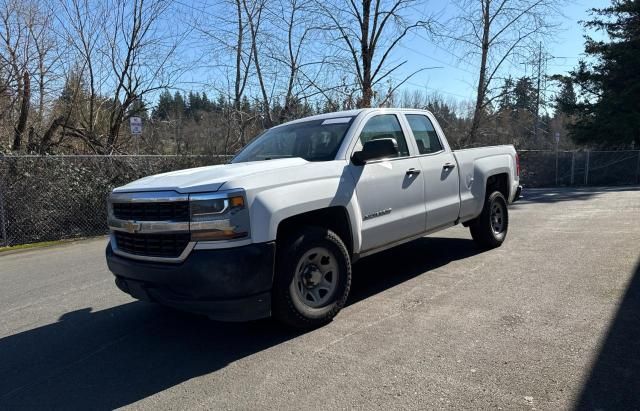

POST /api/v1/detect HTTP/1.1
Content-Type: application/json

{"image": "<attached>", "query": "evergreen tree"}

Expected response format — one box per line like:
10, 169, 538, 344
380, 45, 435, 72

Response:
153, 90, 174, 120
173, 91, 187, 118
201, 92, 214, 111
216, 94, 226, 111
562, 0, 640, 147
498, 76, 515, 112
514, 77, 536, 113
127, 99, 149, 120
551, 75, 577, 110
187, 91, 199, 119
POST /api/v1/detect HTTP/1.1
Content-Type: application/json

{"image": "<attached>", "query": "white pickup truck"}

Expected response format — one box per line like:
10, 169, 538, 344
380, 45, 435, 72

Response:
106, 108, 521, 328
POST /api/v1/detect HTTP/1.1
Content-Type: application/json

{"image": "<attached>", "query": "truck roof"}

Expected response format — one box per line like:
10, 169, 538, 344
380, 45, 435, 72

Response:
281, 109, 365, 125
279, 108, 434, 127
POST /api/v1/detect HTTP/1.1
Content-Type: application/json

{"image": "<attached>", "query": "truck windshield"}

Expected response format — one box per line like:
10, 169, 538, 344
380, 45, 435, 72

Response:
232, 117, 354, 163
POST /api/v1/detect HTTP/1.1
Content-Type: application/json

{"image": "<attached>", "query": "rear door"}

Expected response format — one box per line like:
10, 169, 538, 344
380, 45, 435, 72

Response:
403, 113, 461, 231
348, 113, 426, 252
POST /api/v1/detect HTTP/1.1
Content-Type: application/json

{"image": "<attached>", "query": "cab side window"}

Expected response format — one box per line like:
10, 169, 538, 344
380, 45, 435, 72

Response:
358, 114, 410, 157
406, 114, 444, 154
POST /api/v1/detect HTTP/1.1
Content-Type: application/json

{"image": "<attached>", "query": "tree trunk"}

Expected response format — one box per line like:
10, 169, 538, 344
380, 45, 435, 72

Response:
252, 38, 271, 127
107, 113, 122, 153
359, 0, 372, 108
280, 7, 297, 123
233, 0, 246, 146
12, 71, 31, 151
243, 0, 272, 128
39, 115, 66, 154
468, 0, 491, 144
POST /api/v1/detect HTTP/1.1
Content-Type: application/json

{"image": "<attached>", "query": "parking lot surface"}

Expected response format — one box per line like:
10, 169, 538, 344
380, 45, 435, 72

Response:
1, 187, 639, 410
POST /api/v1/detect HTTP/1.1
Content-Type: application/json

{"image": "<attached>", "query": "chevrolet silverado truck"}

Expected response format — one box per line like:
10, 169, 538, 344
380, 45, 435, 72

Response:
106, 108, 521, 328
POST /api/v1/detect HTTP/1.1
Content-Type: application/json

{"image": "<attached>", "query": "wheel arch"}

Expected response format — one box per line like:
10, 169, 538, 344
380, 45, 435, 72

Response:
486, 172, 510, 200
276, 206, 354, 257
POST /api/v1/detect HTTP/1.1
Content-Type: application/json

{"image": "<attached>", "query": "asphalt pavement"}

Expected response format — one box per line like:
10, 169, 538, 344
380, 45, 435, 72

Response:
1, 186, 639, 410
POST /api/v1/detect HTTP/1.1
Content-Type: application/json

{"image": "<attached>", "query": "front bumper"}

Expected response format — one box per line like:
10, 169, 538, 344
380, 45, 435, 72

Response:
106, 241, 276, 321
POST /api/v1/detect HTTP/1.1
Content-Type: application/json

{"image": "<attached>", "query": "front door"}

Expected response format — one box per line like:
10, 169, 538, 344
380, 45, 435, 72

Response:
348, 114, 426, 252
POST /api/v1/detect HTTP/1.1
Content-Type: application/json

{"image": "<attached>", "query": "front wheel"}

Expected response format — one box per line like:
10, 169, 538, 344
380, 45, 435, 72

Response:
272, 227, 351, 329
469, 191, 509, 249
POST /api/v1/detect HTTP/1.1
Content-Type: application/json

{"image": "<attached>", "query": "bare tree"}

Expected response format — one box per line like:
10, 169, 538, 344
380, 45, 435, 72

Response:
53, 0, 186, 153
266, 0, 338, 121
58, 0, 108, 143
104, 0, 184, 152
318, 0, 433, 108
193, 0, 341, 151
25, 2, 63, 151
242, 0, 273, 127
0, 0, 64, 152
194, 0, 256, 151
0, 0, 33, 150
444, 0, 561, 143
28, 3, 58, 124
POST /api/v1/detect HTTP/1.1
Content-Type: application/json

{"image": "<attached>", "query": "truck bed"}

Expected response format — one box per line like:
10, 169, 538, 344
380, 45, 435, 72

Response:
452, 145, 519, 222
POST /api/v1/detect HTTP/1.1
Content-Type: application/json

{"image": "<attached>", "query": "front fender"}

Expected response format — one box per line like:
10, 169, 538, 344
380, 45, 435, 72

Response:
248, 177, 361, 248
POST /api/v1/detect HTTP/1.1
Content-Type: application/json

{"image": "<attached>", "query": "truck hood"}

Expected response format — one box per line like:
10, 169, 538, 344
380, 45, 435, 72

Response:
113, 157, 309, 193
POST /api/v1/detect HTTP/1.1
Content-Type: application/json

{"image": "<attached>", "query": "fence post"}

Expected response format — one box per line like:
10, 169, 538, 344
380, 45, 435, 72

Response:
570, 151, 576, 186
584, 150, 590, 186
555, 150, 559, 186
636, 150, 640, 184
0, 185, 6, 248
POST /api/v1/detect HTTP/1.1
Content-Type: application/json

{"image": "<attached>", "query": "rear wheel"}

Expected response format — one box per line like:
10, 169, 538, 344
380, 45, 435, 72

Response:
272, 226, 351, 329
469, 191, 509, 249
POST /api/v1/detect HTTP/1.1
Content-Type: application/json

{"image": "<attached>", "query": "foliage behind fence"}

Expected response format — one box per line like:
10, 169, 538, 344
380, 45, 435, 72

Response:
1, 151, 639, 247
0, 155, 228, 247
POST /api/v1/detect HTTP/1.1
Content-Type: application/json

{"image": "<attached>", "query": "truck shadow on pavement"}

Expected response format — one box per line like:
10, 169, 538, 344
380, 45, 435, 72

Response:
0, 236, 481, 409
349, 236, 482, 305
575, 258, 640, 411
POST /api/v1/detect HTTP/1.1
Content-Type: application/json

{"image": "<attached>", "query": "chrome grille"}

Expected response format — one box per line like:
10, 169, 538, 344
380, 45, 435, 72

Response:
112, 201, 190, 222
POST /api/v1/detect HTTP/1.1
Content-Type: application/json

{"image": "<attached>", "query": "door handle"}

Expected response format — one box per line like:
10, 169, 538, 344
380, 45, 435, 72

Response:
406, 168, 421, 176
443, 162, 456, 169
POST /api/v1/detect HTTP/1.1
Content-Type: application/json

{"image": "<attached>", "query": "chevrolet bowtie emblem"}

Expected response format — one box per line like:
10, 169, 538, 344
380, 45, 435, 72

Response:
123, 221, 142, 234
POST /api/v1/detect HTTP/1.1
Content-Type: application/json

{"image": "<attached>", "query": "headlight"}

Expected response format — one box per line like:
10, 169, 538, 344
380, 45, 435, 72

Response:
189, 192, 249, 241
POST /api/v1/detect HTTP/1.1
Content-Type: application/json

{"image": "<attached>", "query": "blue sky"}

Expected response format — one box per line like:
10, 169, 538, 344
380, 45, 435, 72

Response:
391, 0, 610, 104
172, 0, 610, 108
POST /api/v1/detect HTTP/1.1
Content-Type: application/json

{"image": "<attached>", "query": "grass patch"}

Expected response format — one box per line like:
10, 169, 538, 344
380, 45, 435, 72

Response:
0, 236, 108, 254
0, 239, 69, 253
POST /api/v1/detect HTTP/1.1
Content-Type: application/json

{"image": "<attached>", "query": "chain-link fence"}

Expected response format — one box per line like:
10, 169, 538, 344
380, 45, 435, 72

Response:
1, 151, 639, 247
519, 150, 640, 187
0, 155, 228, 247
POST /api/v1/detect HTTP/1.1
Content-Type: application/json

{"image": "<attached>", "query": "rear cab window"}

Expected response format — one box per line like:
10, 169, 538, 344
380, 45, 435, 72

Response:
405, 114, 444, 155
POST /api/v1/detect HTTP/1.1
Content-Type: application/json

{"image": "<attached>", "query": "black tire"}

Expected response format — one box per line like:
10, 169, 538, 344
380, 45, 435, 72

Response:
469, 191, 509, 249
272, 226, 351, 329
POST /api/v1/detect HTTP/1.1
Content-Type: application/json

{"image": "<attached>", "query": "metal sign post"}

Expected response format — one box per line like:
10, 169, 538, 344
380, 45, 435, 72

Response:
129, 117, 143, 154
555, 132, 560, 186
584, 150, 590, 185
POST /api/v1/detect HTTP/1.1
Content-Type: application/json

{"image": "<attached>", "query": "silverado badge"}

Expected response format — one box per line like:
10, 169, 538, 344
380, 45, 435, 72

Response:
363, 208, 392, 221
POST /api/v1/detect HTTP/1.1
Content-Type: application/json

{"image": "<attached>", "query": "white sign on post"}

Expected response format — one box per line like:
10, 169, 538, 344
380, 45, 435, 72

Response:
129, 116, 143, 135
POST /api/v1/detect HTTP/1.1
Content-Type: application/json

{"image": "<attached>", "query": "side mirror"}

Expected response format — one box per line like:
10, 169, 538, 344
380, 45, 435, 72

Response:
351, 138, 398, 166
